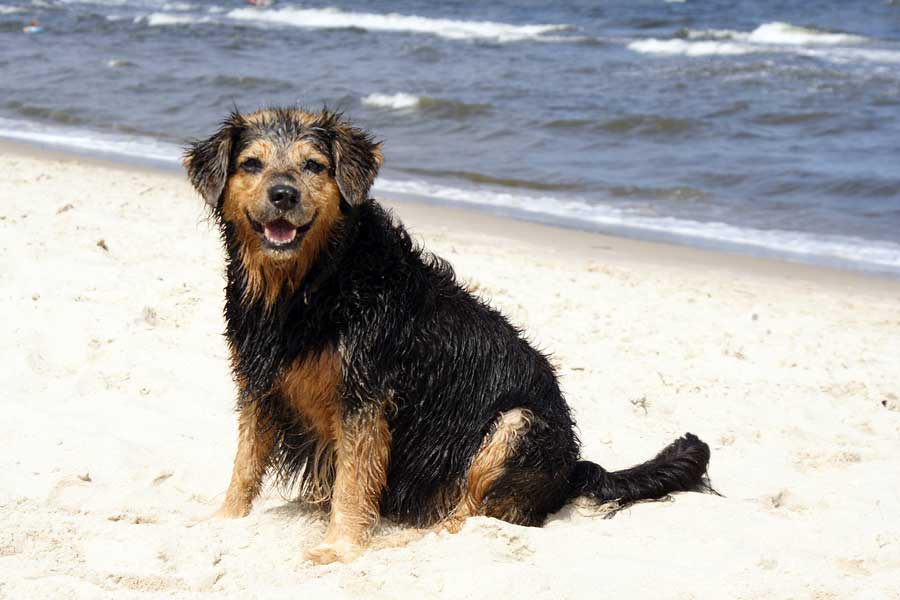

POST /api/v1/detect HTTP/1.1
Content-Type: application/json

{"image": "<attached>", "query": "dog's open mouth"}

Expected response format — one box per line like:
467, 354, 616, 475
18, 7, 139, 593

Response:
247, 210, 317, 250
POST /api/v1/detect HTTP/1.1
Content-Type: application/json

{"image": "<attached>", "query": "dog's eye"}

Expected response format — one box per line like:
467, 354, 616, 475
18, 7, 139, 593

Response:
240, 158, 263, 173
304, 159, 324, 174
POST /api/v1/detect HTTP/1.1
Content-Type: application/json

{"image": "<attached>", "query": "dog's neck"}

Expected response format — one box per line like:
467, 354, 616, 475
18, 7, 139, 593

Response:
221, 205, 361, 313
220, 210, 360, 402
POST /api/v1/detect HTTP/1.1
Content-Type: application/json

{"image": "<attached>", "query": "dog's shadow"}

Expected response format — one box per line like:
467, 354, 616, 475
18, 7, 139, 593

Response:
262, 498, 434, 551
263, 498, 327, 520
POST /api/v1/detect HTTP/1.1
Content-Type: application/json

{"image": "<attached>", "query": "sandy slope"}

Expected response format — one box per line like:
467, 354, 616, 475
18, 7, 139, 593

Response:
1, 146, 899, 599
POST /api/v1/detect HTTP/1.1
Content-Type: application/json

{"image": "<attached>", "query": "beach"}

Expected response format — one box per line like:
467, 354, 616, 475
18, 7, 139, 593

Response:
1, 143, 899, 599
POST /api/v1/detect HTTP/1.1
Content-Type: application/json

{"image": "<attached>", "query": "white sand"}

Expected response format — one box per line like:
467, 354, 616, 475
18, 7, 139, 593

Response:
2, 145, 899, 599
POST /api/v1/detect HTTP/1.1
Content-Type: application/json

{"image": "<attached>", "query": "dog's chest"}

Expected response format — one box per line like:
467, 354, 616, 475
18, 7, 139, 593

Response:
278, 348, 343, 442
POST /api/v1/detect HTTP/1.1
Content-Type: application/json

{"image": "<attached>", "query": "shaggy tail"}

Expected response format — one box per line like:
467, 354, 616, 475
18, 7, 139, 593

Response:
571, 433, 713, 510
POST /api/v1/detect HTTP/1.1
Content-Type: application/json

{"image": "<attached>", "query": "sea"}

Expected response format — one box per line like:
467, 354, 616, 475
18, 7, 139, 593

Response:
2, 0, 900, 275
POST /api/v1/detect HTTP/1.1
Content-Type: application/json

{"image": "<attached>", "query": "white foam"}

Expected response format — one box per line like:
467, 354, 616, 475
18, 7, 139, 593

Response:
374, 178, 900, 271
748, 22, 865, 45
0, 6, 24, 14
800, 46, 900, 65
686, 22, 867, 45
225, 6, 569, 42
161, 2, 196, 11
631, 38, 900, 65
140, 12, 211, 26
0, 117, 179, 165
630, 22, 900, 64
58, 0, 130, 5
362, 93, 422, 110
629, 39, 757, 57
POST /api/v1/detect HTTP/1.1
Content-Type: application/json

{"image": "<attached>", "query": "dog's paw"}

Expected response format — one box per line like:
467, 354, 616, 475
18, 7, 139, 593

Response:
213, 502, 251, 520
303, 540, 363, 565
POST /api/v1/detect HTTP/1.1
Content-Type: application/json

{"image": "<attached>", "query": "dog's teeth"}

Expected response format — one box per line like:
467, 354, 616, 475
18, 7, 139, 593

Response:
264, 222, 298, 245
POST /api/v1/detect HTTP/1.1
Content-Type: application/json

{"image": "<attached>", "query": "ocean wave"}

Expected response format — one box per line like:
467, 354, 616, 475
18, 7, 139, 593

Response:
0, 6, 24, 14
629, 21, 900, 63
396, 167, 583, 192
362, 93, 490, 118
4, 101, 88, 127
138, 12, 212, 26
362, 93, 421, 110
629, 39, 758, 56
203, 74, 289, 89
800, 47, 900, 65
598, 115, 701, 136
226, 6, 571, 42
753, 111, 835, 126
687, 22, 867, 45
544, 114, 703, 137
56, 0, 134, 6
374, 178, 900, 271
630, 37, 900, 64
161, 2, 197, 10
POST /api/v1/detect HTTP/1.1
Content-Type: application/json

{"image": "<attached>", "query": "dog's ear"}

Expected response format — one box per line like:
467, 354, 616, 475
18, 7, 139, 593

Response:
183, 112, 244, 208
330, 121, 383, 206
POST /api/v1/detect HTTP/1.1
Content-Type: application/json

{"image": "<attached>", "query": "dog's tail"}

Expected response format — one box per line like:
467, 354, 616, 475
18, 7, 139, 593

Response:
570, 433, 713, 510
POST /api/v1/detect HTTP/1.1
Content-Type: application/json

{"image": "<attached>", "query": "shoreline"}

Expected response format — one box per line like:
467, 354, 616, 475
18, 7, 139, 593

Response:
4, 137, 899, 294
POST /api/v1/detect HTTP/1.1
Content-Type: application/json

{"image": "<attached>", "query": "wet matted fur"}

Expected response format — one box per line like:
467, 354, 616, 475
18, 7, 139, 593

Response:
184, 107, 713, 564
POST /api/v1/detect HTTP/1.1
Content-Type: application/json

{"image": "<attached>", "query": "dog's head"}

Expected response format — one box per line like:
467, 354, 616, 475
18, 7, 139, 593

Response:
184, 108, 382, 263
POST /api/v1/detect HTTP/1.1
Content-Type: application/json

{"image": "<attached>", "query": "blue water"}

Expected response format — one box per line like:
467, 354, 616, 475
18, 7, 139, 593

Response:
1, 0, 899, 274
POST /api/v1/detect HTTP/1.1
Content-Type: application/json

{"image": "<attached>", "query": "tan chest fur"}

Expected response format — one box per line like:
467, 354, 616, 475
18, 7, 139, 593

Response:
278, 349, 343, 442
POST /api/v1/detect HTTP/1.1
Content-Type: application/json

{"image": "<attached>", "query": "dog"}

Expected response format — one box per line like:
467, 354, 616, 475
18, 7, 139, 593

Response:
184, 108, 712, 565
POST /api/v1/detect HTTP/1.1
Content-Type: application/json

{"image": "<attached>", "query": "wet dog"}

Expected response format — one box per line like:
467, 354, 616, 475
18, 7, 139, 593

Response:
184, 108, 712, 565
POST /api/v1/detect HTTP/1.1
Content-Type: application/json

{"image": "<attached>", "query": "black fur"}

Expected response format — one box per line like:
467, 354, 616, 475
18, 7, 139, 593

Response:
571, 433, 713, 512
185, 111, 243, 208
188, 109, 714, 528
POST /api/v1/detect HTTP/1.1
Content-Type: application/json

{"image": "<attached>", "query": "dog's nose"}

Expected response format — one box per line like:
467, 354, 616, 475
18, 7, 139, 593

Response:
268, 185, 299, 210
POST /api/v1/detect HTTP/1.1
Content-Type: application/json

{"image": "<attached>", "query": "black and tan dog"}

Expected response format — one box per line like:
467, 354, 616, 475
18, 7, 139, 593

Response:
184, 108, 712, 565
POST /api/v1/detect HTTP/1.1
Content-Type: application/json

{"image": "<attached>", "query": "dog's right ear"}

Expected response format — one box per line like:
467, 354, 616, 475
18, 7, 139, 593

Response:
183, 112, 244, 208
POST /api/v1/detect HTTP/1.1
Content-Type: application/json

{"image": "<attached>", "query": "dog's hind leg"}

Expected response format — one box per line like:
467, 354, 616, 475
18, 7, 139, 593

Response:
439, 408, 533, 533
216, 404, 275, 519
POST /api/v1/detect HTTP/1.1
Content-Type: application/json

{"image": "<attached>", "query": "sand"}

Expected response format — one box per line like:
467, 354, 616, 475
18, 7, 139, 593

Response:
1, 143, 899, 599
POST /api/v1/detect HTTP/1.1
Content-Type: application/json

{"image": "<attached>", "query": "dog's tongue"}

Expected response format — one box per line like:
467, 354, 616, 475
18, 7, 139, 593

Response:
264, 219, 298, 244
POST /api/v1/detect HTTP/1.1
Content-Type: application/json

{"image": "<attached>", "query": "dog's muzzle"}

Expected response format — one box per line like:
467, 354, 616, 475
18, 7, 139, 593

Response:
246, 207, 318, 251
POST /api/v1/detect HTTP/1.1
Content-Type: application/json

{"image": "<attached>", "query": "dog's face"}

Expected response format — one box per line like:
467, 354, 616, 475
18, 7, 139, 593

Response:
227, 133, 336, 258
184, 109, 383, 263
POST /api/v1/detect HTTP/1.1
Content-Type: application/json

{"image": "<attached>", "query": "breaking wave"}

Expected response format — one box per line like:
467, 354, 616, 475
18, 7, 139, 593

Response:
628, 21, 900, 64
362, 93, 421, 110
225, 6, 571, 42
361, 93, 490, 118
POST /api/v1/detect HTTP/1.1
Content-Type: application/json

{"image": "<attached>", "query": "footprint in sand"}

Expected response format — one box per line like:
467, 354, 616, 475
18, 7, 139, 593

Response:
466, 519, 535, 561
761, 488, 807, 513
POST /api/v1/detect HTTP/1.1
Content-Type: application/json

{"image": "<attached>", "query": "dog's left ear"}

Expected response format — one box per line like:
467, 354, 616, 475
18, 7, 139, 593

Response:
330, 122, 383, 206
183, 112, 244, 208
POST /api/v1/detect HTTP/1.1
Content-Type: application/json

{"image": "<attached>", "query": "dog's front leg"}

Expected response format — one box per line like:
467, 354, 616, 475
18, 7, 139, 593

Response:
304, 409, 390, 565
216, 403, 275, 519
